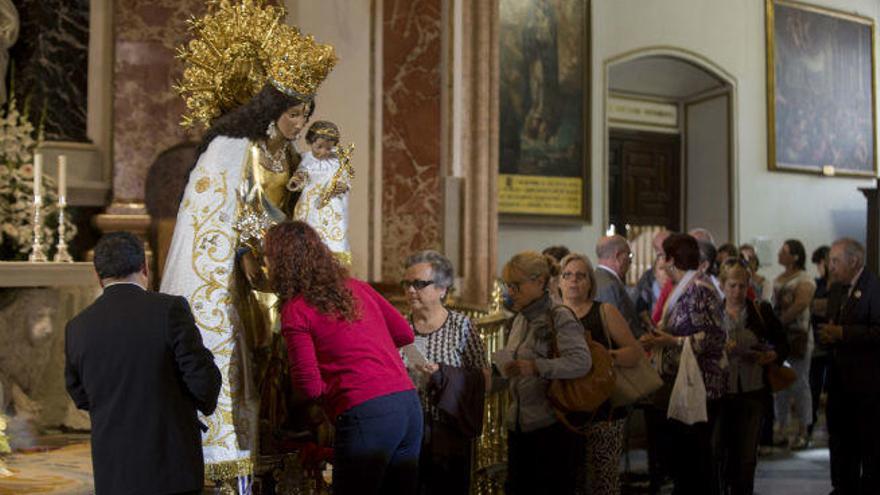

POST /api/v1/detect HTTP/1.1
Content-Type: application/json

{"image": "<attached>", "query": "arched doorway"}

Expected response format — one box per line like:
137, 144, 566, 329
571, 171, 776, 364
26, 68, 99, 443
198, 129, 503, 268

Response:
603, 49, 737, 248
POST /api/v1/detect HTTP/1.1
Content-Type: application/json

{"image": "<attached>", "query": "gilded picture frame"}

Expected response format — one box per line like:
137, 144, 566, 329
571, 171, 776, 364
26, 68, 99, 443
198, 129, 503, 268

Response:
766, 0, 877, 177
498, 0, 591, 223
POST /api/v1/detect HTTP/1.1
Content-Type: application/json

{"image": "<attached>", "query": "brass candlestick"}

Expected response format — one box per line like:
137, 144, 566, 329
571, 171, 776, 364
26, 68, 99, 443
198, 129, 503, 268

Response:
28, 195, 47, 262
53, 196, 73, 262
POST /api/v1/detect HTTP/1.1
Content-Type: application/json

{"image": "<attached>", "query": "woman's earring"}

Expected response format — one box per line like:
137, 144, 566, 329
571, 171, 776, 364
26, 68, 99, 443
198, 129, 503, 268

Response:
266, 120, 279, 139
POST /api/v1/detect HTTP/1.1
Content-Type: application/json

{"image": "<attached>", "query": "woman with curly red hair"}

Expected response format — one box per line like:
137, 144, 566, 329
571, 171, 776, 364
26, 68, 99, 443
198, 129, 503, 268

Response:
264, 221, 422, 494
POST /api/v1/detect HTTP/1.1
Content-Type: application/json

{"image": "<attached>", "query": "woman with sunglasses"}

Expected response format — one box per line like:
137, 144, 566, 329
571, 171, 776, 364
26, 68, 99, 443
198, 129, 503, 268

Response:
265, 221, 422, 494
400, 250, 487, 495
559, 252, 642, 495
499, 251, 591, 495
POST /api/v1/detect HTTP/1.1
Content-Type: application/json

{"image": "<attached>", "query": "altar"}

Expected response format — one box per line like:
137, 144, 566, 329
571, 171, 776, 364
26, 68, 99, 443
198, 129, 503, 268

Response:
0, 262, 99, 434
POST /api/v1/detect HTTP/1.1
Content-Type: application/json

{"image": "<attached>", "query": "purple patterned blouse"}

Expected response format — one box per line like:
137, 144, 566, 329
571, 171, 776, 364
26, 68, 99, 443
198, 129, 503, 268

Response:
661, 273, 727, 400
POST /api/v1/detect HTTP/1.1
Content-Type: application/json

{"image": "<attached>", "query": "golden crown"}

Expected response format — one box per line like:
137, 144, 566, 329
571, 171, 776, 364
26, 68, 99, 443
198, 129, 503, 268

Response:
175, 0, 337, 129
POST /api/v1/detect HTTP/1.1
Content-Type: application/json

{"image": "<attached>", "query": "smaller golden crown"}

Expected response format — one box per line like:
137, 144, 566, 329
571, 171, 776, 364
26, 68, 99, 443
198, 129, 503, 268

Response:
312, 127, 341, 141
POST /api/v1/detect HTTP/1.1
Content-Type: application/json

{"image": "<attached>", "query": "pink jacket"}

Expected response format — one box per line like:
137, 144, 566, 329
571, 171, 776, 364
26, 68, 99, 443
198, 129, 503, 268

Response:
281, 278, 415, 420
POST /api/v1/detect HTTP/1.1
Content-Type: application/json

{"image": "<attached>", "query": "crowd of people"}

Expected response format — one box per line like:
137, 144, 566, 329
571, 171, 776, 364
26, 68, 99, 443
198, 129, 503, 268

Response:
64, 224, 879, 495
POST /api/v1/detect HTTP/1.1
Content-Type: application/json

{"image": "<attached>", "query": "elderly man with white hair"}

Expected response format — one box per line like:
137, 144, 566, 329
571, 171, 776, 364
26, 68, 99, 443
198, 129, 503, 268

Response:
819, 237, 880, 495
594, 235, 643, 337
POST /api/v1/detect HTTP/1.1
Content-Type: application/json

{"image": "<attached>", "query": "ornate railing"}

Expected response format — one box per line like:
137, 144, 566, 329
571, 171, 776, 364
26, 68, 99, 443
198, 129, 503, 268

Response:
448, 280, 509, 495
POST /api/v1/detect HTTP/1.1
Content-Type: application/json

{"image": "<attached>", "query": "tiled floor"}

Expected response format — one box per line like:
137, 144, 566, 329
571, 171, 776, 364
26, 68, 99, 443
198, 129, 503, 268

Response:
755, 447, 832, 495
1, 432, 835, 494
621, 446, 832, 495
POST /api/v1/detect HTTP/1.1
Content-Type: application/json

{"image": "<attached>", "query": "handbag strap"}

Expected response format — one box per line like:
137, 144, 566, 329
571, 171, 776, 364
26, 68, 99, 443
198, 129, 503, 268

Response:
598, 303, 614, 350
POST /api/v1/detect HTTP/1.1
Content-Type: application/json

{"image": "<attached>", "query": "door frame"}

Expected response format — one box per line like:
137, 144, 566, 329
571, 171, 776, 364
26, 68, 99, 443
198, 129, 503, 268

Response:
602, 47, 739, 242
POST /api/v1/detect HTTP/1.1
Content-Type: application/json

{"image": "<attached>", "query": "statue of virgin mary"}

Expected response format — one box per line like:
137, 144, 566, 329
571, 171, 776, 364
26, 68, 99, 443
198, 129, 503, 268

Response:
160, 1, 337, 491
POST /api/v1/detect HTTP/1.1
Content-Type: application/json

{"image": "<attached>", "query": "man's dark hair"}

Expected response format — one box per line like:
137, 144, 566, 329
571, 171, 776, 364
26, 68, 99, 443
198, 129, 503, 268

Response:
93, 232, 146, 279
542, 245, 570, 263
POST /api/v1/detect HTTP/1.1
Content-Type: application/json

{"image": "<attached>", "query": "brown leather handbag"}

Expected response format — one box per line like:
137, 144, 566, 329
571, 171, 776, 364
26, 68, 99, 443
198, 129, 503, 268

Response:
546, 306, 616, 418
766, 363, 797, 392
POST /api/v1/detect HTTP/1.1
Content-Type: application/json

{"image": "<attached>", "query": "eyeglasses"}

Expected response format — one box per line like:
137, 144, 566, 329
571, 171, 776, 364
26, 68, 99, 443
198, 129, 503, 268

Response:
400, 279, 435, 291
561, 271, 589, 282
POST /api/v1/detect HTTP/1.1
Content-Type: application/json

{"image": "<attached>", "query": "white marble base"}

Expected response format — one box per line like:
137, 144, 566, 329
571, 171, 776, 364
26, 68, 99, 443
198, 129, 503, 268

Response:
0, 262, 97, 288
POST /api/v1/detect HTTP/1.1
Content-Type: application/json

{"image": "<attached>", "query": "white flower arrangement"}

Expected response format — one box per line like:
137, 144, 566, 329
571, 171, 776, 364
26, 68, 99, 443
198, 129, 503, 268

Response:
0, 96, 76, 260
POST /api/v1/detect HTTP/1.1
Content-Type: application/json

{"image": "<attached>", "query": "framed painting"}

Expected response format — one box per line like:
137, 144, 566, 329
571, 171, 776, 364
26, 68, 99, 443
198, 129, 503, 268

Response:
766, 0, 877, 177
498, 0, 590, 222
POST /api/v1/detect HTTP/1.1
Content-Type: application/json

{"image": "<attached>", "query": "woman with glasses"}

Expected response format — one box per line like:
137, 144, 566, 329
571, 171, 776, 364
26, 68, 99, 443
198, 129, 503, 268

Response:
498, 251, 591, 495
265, 221, 422, 494
559, 253, 642, 495
400, 250, 487, 495
718, 259, 788, 494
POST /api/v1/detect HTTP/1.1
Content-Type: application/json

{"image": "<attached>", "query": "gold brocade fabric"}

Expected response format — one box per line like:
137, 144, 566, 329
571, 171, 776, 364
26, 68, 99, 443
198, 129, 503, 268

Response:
161, 137, 303, 482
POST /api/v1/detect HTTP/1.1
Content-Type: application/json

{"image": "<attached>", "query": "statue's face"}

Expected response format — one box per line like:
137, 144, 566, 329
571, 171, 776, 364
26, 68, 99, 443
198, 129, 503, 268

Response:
276, 103, 309, 140
310, 137, 336, 160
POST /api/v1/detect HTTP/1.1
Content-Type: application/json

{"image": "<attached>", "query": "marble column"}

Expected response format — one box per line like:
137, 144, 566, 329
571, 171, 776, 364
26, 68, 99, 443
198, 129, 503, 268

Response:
9, 0, 89, 142
94, 0, 205, 261
457, 0, 499, 306
381, 0, 444, 283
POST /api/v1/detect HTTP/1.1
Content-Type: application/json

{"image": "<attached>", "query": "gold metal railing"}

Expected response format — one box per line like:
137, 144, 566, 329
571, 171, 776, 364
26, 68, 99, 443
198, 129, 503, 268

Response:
448, 280, 509, 495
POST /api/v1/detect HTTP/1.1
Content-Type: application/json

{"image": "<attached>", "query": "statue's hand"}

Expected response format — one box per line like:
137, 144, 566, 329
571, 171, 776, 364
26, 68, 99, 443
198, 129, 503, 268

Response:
241, 250, 270, 291
331, 180, 350, 197
286, 170, 308, 192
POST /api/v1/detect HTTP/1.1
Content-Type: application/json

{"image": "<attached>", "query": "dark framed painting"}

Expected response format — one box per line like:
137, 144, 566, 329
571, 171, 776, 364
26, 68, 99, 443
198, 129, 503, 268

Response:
498, 0, 590, 222
766, 0, 877, 177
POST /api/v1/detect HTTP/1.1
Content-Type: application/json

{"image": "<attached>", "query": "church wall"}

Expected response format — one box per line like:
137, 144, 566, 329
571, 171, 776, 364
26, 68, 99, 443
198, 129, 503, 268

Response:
380, 0, 444, 282
111, 0, 203, 204
288, 0, 444, 283
287, 0, 376, 280
500, 0, 880, 278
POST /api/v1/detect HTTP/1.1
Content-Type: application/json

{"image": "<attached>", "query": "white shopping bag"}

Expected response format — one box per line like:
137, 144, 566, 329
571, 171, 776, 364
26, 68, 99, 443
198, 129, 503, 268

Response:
667, 337, 707, 425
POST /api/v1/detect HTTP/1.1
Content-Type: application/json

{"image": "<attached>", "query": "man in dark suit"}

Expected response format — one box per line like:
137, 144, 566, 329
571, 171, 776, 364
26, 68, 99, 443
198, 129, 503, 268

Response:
65, 232, 222, 495
594, 235, 644, 337
819, 238, 880, 495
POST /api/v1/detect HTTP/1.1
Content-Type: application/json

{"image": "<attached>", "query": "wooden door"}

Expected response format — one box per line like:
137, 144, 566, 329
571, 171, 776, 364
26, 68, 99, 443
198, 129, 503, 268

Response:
609, 130, 680, 235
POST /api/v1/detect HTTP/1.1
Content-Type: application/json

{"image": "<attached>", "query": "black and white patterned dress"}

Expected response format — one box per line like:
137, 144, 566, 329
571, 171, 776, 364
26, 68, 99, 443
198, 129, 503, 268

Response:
404, 310, 487, 419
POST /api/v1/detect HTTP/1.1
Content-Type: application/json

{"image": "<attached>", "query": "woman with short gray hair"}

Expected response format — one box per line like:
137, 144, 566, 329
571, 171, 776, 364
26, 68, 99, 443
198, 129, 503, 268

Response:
401, 250, 487, 495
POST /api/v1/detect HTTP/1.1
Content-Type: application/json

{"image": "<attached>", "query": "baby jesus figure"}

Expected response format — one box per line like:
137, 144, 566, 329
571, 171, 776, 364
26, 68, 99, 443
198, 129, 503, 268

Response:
288, 120, 353, 264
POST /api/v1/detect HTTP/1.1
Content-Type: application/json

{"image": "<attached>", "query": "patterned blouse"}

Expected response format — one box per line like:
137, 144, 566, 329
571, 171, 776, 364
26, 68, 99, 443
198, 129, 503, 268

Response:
405, 310, 487, 419
661, 272, 727, 400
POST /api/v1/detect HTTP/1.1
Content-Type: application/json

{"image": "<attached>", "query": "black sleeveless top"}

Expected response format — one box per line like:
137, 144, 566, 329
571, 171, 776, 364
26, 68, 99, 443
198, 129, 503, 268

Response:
577, 302, 628, 421
579, 302, 617, 351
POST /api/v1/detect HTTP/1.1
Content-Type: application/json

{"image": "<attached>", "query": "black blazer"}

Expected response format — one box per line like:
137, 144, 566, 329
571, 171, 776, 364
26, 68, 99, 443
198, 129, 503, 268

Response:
65, 284, 222, 495
827, 269, 880, 394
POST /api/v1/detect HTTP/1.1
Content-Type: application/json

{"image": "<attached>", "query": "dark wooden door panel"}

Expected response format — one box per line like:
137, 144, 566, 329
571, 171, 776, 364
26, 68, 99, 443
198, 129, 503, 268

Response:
609, 131, 680, 233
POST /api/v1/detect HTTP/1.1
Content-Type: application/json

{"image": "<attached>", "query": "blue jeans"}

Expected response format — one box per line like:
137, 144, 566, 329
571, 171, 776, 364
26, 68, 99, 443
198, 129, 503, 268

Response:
332, 390, 423, 495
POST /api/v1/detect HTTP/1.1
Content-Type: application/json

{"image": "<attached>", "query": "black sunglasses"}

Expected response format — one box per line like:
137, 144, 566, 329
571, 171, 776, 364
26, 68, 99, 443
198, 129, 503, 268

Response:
400, 279, 435, 291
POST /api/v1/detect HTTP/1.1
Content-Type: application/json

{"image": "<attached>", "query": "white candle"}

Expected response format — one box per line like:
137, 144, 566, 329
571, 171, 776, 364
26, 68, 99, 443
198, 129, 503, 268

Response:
251, 145, 260, 166
33, 153, 42, 198
58, 155, 67, 199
